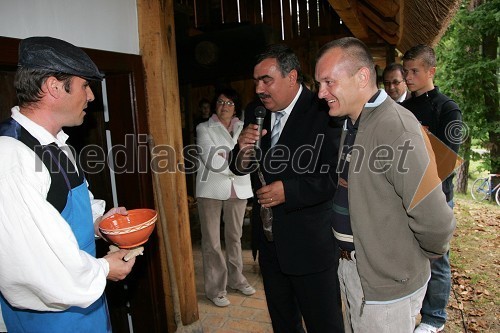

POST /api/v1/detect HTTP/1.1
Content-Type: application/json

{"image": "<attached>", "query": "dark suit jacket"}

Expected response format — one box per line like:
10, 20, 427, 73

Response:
230, 87, 342, 275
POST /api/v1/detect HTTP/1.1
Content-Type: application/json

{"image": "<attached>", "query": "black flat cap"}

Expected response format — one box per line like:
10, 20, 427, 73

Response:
18, 36, 104, 81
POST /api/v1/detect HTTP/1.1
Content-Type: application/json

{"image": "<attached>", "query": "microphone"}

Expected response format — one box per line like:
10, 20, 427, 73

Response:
254, 106, 266, 149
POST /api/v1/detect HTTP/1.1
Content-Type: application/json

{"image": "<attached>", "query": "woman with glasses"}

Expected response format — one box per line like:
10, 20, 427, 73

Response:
195, 88, 255, 307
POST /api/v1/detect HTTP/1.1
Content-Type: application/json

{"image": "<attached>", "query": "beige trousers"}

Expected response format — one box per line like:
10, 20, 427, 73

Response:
197, 197, 249, 299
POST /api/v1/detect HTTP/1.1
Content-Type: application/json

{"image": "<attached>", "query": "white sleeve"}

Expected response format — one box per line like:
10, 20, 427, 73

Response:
0, 138, 109, 312
87, 183, 106, 223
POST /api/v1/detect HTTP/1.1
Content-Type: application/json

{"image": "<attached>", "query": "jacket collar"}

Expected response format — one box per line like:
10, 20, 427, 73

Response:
342, 90, 392, 133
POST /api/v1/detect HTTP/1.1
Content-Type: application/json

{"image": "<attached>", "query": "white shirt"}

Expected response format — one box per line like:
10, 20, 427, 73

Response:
270, 85, 303, 142
396, 90, 408, 103
0, 107, 108, 312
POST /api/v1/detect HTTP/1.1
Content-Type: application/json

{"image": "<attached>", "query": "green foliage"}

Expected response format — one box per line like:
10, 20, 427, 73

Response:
435, 0, 500, 169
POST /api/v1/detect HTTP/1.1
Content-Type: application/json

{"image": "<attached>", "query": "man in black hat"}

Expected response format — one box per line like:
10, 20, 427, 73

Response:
0, 36, 136, 333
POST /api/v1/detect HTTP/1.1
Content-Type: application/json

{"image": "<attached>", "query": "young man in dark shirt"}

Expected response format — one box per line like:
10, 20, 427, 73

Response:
402, 44, 462, 333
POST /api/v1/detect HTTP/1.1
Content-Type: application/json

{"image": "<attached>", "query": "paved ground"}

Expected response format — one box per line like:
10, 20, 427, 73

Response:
192, 246, 273, 333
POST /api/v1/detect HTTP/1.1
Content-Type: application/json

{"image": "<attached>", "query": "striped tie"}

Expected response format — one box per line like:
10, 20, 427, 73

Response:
271, 111, 285, 147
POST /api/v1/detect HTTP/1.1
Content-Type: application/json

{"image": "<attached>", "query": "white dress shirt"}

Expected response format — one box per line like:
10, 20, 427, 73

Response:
397, 90, 408, 103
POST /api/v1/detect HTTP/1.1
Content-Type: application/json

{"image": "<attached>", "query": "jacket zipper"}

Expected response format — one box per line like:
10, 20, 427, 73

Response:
360, 297, 365, 317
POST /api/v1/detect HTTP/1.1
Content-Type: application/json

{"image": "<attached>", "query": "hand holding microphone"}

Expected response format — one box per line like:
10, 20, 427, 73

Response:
237, 106, 268, 152
254, 106, 266, 149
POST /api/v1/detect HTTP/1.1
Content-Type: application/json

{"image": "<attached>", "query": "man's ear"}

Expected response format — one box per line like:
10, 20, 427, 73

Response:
288, 69, 298, 86
44, 76, 62, 98
428, 66, 436, 78
357, 67, 370, 88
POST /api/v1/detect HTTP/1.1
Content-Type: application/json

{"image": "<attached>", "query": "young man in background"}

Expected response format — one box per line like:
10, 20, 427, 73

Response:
402, 44, 462, 333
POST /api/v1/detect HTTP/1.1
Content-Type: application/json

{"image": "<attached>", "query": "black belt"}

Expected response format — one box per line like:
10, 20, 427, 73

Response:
340, 249, 355, 261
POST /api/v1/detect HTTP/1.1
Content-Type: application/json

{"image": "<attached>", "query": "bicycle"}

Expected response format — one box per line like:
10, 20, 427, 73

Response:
470, 174, 500, 206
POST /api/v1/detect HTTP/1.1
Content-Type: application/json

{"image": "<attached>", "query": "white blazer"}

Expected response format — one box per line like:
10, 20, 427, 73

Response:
195, 117, 253, 200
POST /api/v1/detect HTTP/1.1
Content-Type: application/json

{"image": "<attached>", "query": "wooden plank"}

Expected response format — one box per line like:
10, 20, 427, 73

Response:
297, 0, 309, 38
246, 0, 262, 24
327, 0, 369, 39
193, 0, 211, 28
358, 2, 399, 36
282, 0, 294, 40
385, 43, 396, 65
222, 0, 239, 23
364, 0, 399, 18
363, 16, 399, 44
258, 0, 283, 39
308, 0, 320, 34
261, 0, 274, 27
238, 0, 249, 23
318, 0, 339, 35
136, 0, 200, 332
290, 0, 299, 39
270, 0, 283, 40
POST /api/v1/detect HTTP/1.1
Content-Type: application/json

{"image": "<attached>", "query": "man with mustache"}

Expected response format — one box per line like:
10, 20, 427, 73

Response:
230, 44, 344, 332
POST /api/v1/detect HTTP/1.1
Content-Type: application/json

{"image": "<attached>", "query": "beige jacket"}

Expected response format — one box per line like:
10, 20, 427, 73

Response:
343, 91, 456, 302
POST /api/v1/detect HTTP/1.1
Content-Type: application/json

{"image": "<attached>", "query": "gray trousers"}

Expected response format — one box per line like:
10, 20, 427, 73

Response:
197, 197, 249, 299
339, 254, 427, 333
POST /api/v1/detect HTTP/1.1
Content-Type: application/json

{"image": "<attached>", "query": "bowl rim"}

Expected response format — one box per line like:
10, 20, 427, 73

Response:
100, 218, 156, 235
100, 215, 157, 231
99, 208, 158, 232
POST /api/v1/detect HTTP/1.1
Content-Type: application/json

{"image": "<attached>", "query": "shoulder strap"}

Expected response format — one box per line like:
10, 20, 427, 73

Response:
430, 95, 454, 135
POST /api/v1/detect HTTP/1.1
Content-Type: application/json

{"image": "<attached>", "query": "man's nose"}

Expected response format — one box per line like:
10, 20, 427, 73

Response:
255, 81, 265, 94
317, 84, 327, 99
87, 87, 95, 102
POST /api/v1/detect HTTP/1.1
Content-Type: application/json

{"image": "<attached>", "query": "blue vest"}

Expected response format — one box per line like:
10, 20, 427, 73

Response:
0, 118, 111, 333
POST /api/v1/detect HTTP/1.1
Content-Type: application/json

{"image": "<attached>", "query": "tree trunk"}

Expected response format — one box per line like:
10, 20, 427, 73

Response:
483, 32, 499, 175
481, 1, 499, 199
455, 136, 471, 194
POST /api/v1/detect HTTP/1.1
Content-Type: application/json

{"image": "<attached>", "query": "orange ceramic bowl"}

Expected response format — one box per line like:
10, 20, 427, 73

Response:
99, 208, 157, 248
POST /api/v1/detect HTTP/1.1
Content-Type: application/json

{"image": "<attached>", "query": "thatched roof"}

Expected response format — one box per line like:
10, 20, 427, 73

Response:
327, 0, 462, 54
398, 0, 462, 52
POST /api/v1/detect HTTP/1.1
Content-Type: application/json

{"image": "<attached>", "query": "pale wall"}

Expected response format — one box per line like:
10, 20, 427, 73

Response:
0, 0, 139, 54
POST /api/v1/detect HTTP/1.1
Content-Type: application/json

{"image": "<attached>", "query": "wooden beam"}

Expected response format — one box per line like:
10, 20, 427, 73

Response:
327, 0, 369, 39
136, 0, 200, 332
386, 43, 396, 65
358, 2, 399, 36
281, 0, 294, 40
364, 0, 399, 18
364, 16, 399, 44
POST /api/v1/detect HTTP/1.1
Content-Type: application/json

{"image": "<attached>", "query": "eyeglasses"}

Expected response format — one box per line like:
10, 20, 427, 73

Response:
216, 99, 235, 106
383, 80, 404, 87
